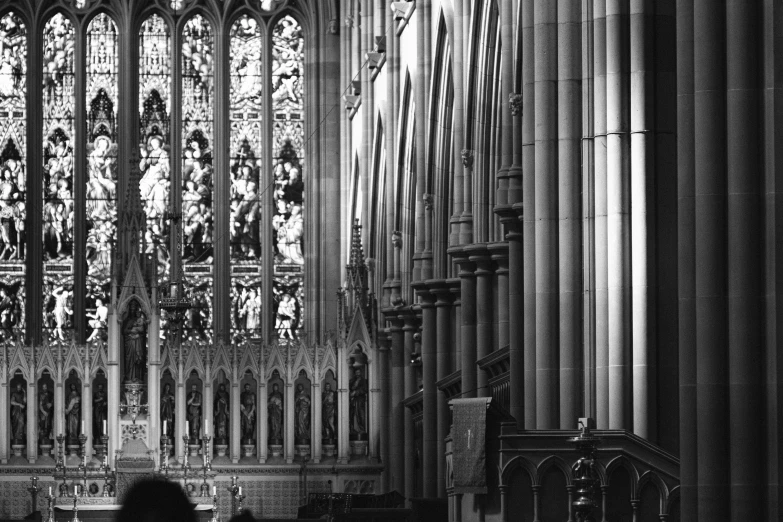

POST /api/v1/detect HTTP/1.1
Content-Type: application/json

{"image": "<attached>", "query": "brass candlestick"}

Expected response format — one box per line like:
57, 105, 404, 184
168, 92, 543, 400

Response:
209, 494, 220, 522
235, 492, 245, 515
200, 467, 210, 498
227, 476, 239, 515
77, 434, 87, 472
46, 493, 55, 522
202, 434, 212, 471
71, 495, 80, 522
81, 466, 88, 497
28, 476, 42, 514
55, 434, 65, 473
160, 437, 170, 474
182, 434, 191, 471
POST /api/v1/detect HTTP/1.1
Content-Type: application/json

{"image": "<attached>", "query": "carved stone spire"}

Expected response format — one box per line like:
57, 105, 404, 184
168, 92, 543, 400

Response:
118, 149, 148, 282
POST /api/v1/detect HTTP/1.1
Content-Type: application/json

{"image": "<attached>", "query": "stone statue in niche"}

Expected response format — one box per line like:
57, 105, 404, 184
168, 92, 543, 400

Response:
213, 383, 230, 444
122, 300, 148, 384
349, 367, 367, 438
322, 382, 337, 442
295, 383, 310, 443
10, 382, 26, 443
160, 383, 175, 439
93, 383, 107, 438
38, 382, 53, 443
240, 383, 256, 443
267, 383, 283, 443
186, 384, 202, 440
65, 383, 81, 443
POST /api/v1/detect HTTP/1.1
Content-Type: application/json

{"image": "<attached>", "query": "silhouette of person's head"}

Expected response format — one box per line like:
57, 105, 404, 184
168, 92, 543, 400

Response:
117, 479, 196, 522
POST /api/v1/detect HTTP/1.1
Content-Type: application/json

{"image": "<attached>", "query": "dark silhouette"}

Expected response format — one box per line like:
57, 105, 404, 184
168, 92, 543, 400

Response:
117, 478, 196, 522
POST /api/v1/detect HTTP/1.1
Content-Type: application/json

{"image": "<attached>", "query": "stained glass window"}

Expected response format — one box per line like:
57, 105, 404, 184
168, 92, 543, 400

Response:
139, 14, 172, 284
181, 15, 214, 342
0, 12, 26, 342
85, 13, 118, 343
42, 13, 75, 342
271, 16, 304, 340
230, 15, 263, 342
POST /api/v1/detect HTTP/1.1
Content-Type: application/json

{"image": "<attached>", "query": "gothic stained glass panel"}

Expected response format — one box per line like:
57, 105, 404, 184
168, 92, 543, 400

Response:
139, 14, 172, 284
272, 16, 304, 340
85, 13, 118, 343
229, 15, 263, 341
42, 13, 75, 342
181, 15, 214, 342
0, 12, 26, 342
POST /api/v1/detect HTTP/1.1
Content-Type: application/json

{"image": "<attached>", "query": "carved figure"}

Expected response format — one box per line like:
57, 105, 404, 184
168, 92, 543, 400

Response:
267, 383, 283, 442
213, 383, 230, 444
93, 383, 107, 438
186, 384, 202, 440
122, 300, 147, 383
10, 381, 25, 442
349, 368, 367, 437
38, 383, 53, 443
322, 382, 337, 441
65, 383, 81, 442
240, 383, 256, 442
160, 383, 175, 439
295, 383, 310, 442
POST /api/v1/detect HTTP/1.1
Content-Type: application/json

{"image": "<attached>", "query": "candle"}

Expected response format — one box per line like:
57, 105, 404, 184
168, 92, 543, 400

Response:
103, 420, 107, 435
163, 420, 167, 434
238, 486, 242, 496
49, 486, 52, 496
81, 420, 84, 434
74, 485, 77, 496
212, 486, 216, 496
186, 421, 189, 435
205, 421, 208, 436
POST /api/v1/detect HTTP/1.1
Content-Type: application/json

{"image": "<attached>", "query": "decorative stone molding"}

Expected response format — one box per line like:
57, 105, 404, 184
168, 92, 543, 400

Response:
461, 149, 475, 169
391, 230, 403, 248
343, 94, 361, 120
423, 193, 434, 211
345, 15, 355, 29
509, 93, 523, 116
328, 19, 339, 35
391, 1, 416, 36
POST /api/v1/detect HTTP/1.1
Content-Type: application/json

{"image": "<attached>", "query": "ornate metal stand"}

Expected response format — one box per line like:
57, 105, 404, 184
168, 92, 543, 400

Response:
28, 476, 41, 513
209, 494, 219, 522
45, 493, 55, 522
202, 434, 212, 471
227, 476, 239, 515
77, 434, 87, 472
235, 492, 245, 515
71, 495, 80, 522
182, 434, 191, 471
569, 418, 600, 522
99, 434, 109, 462
160, 437, 170, 474
200, 467, 210, 498
55, 434, 65, 473
81, 466, 88, 497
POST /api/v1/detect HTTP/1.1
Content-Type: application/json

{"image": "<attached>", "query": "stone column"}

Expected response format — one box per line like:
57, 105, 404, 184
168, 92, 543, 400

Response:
470, 249, 492, 397
285, 380, 295, 463
455, 256, 477, 397
418, 288, 437, 497
450, 0, 466, 245
534, 0, 560, 429
376, 337, 388, 485
311, 380, 321, 464
489, 245, 509, 351
337, 340, 350, 463
433, 283, 454, 498
676, 0, 696, 518
593, 0, 610, 429
558, 0, 582, 429
369, 344, 381, 463
727, 0, 763, 518
107, 313, 120, 465
0, 380, 7, 463
694, 0, 729, 517
82, 374, 92, 462
231, 380, 240, 463
147, 315, 160, 459
403, 312, 418, 502
203, 367, 212, 443
27, 380, 37, 463
504, 219, 524, 425
176, 372, 186, 465
389, 317, 405, 492
258, 380, 267, 463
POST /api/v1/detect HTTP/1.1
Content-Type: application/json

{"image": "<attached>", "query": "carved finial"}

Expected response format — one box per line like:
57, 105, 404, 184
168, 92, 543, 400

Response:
391, 230, 402, 248
509, 93, 523, 116
423, 193, 434, 211
328, 19, 339, 35
349, 219, 365, 269
461, 149, 474, 169
345, 15, 354, 28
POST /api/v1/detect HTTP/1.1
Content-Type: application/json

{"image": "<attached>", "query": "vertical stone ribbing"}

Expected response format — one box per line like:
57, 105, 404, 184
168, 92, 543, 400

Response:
418, 290, 437, 498
472, 251, 493, 396
558, 0, 582, 428
458, 258, 477, 397
676, 0, 696, 518
450, 0, 466, 245
606, 0, 631, 430
534, 0, 559, 429
694, 0, 729, 518
522, 0, 537, 429
434, 285, 453, 498
593, 0, 609, 429
403, 314, 417, 503
630, 0, 655, 439
726, 0, 763, 519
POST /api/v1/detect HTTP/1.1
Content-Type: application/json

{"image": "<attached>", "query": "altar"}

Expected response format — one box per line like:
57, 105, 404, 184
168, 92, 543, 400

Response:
54, 503, 215, 522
